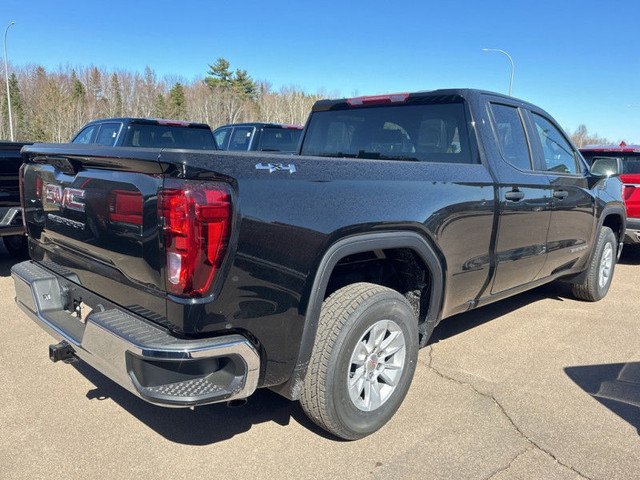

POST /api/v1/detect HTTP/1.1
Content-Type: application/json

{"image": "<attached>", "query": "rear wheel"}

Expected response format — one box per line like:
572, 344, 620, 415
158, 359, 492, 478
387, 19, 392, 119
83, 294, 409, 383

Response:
300, 282, 418, 440
571, 226, 616, 301
3, 235, 28, 259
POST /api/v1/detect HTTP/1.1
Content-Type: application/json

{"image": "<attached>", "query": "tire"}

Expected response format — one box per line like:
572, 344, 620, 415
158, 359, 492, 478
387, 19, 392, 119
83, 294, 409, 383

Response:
3, 235, 28, 259
300, 282, 419, 440
571, 226, 616, 301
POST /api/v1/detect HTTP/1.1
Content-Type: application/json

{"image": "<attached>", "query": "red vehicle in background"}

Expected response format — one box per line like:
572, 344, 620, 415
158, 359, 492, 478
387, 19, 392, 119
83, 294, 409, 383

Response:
581, 142, 640, 246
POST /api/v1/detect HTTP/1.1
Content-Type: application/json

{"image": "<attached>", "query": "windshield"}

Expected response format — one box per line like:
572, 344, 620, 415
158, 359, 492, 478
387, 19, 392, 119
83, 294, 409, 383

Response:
582, 152, 640, 174
300, 102, 476, 163
122, 124, 216, 150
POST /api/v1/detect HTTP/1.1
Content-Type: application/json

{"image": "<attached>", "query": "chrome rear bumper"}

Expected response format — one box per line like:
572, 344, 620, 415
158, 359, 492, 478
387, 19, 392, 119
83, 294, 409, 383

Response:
12, 261, 260, 407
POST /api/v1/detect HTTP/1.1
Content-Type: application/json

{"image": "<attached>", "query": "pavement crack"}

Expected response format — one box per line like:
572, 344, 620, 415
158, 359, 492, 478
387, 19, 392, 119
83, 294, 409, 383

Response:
425, 346, 593, 480
485, 447, 531, 480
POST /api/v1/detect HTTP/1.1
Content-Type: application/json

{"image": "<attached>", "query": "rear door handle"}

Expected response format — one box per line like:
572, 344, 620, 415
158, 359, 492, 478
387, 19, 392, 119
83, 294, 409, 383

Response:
505, 189, 525, 202
553, 190, 568, 200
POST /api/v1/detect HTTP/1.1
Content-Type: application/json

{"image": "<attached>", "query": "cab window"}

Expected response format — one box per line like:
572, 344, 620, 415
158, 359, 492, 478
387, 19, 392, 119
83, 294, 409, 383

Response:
95, 123, 122, 146
228, 127, 254, 151
213, 128, 231, 150
531, 114, 579, 174
72, 125, 97, 144
489, 103, 532, 171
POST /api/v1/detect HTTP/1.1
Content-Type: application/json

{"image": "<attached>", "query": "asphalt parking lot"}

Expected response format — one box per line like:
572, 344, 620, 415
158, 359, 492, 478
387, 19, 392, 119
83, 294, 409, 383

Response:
1, 246, 639, 480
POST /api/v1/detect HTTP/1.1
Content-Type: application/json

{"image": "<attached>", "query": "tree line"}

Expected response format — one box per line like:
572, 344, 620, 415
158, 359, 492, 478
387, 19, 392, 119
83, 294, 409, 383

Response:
0, 58, 615, 147
0, 58, 323, 142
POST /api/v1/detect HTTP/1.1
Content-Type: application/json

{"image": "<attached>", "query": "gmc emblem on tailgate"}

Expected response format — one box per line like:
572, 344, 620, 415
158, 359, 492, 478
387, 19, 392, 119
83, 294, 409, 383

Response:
44, 184, 86, 212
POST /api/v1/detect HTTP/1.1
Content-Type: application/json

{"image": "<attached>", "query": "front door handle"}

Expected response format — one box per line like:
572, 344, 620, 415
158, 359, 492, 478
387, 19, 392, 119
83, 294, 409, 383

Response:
553, 190, 568, 200
505, 189, 525, 202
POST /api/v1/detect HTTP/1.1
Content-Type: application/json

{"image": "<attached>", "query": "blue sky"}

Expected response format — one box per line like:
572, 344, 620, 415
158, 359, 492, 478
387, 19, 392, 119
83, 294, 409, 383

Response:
3, 0, 639, 142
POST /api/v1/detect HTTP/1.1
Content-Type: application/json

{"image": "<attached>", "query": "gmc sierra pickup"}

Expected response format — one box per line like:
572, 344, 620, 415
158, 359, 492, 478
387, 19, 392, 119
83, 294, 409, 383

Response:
12, 89, 625, 440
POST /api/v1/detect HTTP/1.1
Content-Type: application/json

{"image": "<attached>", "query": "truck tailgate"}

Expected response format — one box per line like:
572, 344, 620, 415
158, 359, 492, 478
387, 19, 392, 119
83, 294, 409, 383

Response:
21, 145, 168, 326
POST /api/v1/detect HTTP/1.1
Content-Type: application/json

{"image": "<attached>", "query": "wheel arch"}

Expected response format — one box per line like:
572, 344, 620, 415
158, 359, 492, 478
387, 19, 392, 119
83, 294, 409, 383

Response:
274, 231, 445, 400
599, 206, 626, 259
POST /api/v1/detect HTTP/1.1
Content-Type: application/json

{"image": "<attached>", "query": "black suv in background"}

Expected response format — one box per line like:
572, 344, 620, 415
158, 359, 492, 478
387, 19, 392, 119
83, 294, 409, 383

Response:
213, 122, 303, 152
71, 117, 217, 150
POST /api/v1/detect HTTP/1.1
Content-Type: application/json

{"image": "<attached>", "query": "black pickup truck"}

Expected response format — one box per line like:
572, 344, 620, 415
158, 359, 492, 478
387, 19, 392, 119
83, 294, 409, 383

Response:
0, 141, 31, 258
212, 122, 303, 152
12, 89, 625, 440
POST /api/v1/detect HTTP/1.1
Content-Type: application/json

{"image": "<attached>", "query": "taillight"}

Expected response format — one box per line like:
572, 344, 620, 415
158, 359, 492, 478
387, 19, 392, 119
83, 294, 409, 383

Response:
35, 176, 42, 199
347, 93, 409, 107
109, 190, 143, 225
159, 179, 232, 297
19, 165, 26, 230
624, 185, 635, 201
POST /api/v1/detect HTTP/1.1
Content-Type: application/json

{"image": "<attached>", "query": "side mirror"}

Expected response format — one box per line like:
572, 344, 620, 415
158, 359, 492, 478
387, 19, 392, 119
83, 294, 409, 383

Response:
591, 157, 623, 177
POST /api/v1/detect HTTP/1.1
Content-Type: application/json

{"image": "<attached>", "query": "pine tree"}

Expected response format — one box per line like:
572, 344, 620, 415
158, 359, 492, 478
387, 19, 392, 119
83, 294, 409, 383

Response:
232, 69, 257, 99
71, 70, 87, 103
154, 93, 167, 118
168, 82, 186, 119
204, 58, 257, 100
205, 58, 232, 88
111, 73, 124, 117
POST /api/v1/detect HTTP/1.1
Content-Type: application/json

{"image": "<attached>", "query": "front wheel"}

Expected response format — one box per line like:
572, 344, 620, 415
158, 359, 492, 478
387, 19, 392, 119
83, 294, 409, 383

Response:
300, 283, 418, 440
571, 226, 617, 301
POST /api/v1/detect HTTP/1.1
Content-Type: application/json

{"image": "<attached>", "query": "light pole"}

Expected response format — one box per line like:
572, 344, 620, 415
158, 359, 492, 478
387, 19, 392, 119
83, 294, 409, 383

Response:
482, 48, 514, 96
4, 21, 15, 141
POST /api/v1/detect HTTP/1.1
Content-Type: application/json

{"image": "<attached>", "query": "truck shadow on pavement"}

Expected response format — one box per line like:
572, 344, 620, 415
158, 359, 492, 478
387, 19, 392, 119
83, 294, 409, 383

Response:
0, 244, 22, 277
73, 361, 334, 445
565, 362, 640, 434
430, 245, 639, 345
618, 245, 640, 266
428, 281, 574, 345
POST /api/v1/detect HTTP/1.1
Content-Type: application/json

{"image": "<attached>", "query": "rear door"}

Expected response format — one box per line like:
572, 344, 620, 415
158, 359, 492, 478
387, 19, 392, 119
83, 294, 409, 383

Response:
525, 111, 595, 277
486, 101, 553, 294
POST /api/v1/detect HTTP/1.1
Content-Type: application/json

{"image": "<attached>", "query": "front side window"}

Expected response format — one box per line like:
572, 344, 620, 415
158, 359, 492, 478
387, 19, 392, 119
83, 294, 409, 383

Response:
490, 103, 532, 171
95, 123, 122, 146
301, 101, 476, 164
532, 114, 578, 174
213, 128, 231, 150
72, 125, 97, 144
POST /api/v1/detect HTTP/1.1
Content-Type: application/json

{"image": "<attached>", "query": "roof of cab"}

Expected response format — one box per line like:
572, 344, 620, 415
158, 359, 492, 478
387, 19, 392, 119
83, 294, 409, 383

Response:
213, 122, 304, 130
311, 88, 538, 112
81, 117, 212, 129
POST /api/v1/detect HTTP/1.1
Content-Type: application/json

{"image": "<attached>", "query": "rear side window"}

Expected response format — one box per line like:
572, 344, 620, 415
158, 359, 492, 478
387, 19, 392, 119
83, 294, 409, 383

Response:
95, 123, 121, 146
228, 127, 254, 150
72, 125, 97, 144
301, 102, 476, 163
532, 114, 579, 174
489, 103, 532, 171
257, 128, 302, 151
